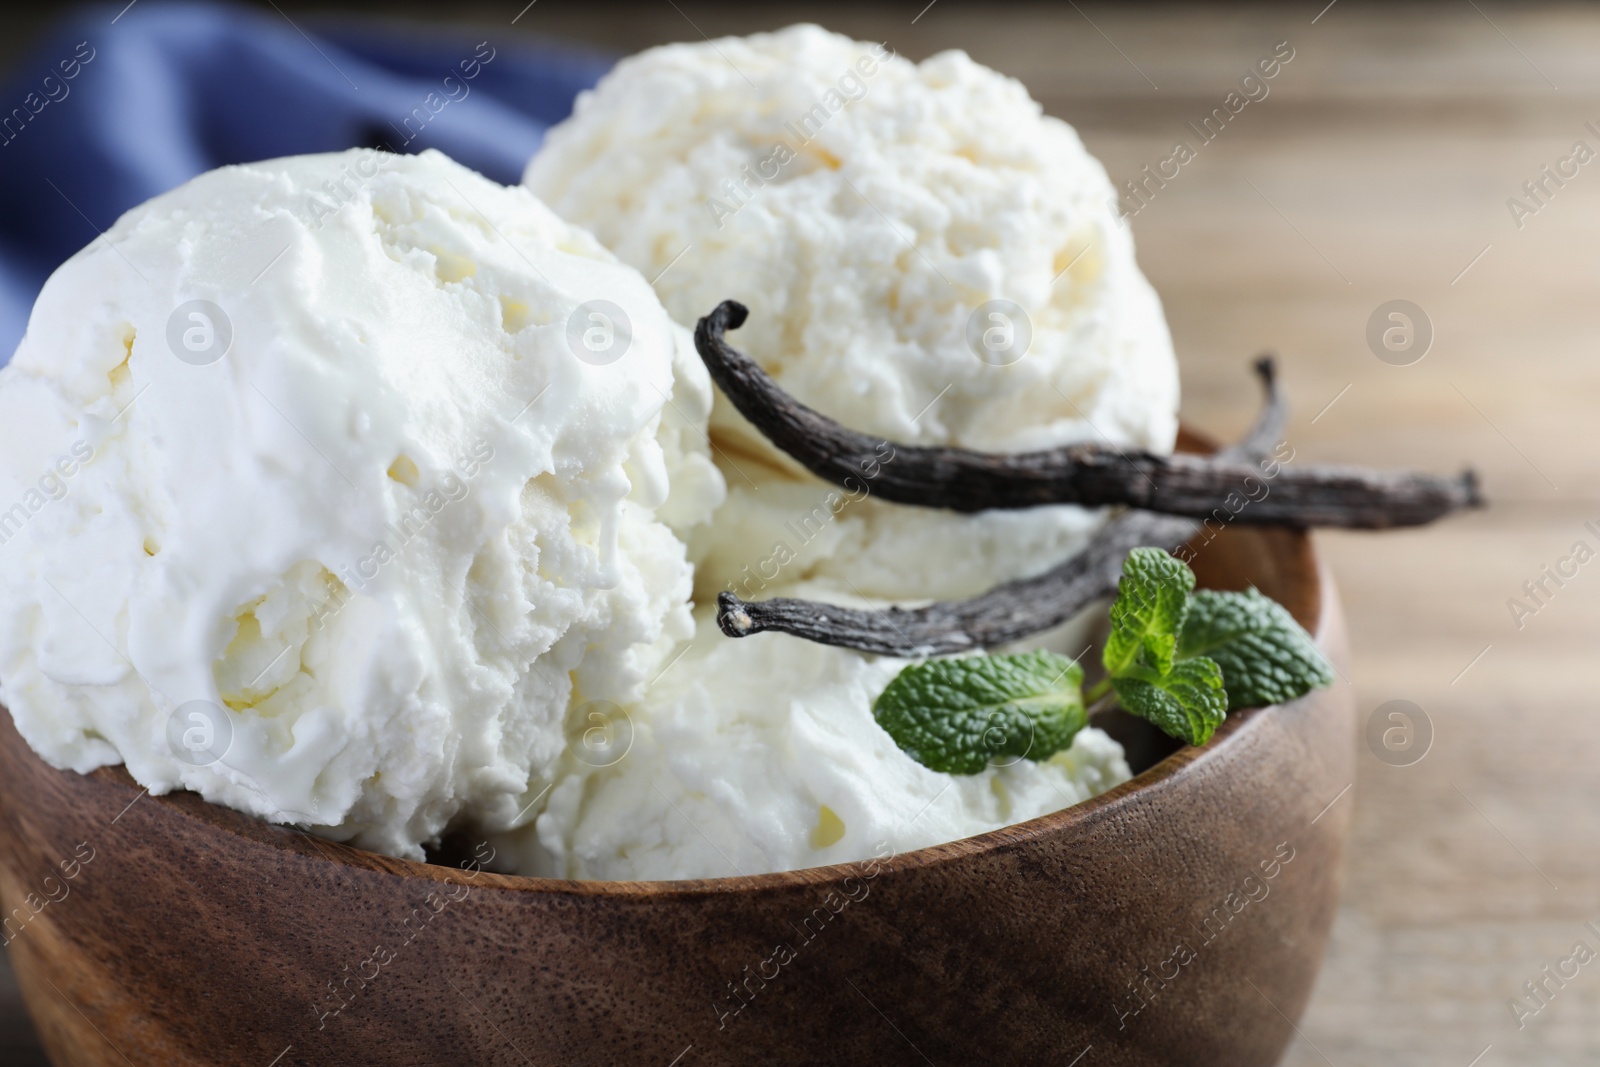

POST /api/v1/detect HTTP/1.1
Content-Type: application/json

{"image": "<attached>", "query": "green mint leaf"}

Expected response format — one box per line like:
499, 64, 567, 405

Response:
1103, 547, 1195, 679
872, 651, 1087, 775
1177, 588, 1335, 710
1112, 657, 1228, 746
1100, 547, 1224, 746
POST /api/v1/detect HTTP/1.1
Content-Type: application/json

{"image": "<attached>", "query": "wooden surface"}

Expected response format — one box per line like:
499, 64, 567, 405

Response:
2, 2, 1595, 1063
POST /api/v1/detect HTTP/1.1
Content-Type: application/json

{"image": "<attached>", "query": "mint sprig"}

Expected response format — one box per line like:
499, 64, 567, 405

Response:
1178, 588, 1335, 709
1097, 546, 1227, 746
1110, 658, 1228, 746
1103, 546, 1194, 678
870, 650, 1085, 774
871, 547, 1334, 774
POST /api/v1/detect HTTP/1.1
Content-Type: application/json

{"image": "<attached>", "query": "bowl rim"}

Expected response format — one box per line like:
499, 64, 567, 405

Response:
68, 523, 1329, 900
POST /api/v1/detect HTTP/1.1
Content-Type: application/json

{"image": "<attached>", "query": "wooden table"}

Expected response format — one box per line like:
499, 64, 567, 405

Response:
3, 3, 1595, 1063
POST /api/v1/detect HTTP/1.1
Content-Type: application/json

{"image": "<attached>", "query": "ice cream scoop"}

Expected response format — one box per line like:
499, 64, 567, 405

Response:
0, 148, 722, 861
509, 27, 1182, 879
525, 23, 1179, 603
509, 608, 1130, 881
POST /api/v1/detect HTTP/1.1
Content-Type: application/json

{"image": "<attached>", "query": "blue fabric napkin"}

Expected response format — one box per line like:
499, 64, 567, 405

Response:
0, 1, 613, 362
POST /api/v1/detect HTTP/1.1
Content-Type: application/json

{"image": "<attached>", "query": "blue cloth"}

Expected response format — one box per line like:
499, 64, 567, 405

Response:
0, 2, 612, 362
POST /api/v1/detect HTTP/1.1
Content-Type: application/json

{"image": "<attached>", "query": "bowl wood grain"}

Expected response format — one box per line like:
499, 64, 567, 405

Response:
0, 521, 1354, 1067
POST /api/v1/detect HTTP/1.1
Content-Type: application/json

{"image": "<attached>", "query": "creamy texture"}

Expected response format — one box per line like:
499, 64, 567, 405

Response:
507, 27, 1171, 879
525, 23, 1179, 603
0, 149, 722, 861
3, 26, 1175, 881
508, 610, 1130, 881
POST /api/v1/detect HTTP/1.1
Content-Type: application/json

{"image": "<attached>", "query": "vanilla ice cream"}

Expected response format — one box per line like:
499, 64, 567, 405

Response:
507, 611, 1130, 881
2, 28, 1176, 881
497, 27, 1172, 879
525, 24, 1179, 602
0, 148, 722, 861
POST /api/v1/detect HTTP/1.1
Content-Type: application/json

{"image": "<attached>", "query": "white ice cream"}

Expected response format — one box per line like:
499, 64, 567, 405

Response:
2, 26, 1175, 881
507, 611, 1131, 881
0, 149, 722, 862
525, 23, 1179, 603
509, 26, 1174, 879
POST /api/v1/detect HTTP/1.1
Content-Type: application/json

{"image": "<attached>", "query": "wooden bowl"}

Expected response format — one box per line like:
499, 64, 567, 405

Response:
0, 522, 1354, 1067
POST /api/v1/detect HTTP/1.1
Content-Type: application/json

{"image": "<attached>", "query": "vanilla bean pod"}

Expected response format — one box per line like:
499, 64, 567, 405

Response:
715, 356, 1288, 657
695, 300, 1481, 528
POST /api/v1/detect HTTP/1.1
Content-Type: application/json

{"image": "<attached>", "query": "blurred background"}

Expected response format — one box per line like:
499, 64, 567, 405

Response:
1, 2, 1594, 1064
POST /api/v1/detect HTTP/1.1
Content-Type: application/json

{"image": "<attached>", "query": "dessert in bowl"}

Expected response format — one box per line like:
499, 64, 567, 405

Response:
0, 516, 1351, 1067
0, 25, 1472, 1067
